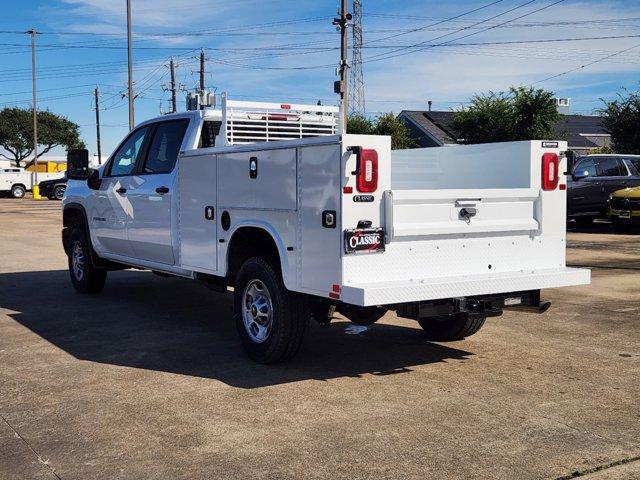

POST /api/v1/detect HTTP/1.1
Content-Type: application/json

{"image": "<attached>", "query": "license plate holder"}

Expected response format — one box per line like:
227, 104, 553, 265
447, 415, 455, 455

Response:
344, 227, 385, 254
619, 210, 631, 219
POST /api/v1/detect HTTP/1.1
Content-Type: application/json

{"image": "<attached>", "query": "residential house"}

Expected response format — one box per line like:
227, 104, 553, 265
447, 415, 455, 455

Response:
398, 110, 611, 156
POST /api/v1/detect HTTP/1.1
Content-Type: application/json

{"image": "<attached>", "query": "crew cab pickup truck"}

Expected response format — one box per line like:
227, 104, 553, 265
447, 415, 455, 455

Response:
62, 94, 590, 363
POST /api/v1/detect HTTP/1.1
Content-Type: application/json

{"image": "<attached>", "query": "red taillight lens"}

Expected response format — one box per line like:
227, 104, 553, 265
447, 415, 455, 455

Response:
542, 153, 559, 191
357, 149, 378, 193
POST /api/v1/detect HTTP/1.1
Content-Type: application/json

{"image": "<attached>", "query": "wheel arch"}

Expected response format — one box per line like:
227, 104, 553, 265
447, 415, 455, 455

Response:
225, 223, 293, 289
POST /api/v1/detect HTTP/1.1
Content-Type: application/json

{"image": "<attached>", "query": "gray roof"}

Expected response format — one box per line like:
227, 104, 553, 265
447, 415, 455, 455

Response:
399, 110, 608, 149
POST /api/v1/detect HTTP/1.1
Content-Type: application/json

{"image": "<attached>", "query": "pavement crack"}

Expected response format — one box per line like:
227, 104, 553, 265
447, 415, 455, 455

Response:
0, 413, 62, 480
554, 455, 640, 479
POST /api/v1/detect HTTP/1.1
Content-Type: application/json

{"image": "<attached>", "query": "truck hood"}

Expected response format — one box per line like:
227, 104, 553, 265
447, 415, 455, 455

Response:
611, 186, 640, 199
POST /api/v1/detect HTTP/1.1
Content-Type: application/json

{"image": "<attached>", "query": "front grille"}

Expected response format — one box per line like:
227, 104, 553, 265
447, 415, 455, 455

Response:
611, 197, 640, 210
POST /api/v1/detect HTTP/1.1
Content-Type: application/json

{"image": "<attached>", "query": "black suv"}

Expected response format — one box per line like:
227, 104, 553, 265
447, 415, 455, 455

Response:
39, 174, 67, 200
567, 155, 640, 225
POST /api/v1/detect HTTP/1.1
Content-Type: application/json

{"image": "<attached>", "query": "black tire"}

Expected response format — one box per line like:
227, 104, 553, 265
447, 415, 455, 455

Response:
67, 223, 107, 294
338, 304, 387, 326
53, 185, 66, 200
418, 313, 486, 341
234, 257, 308, 364
10, 184, 25, 199
574, 216, 594, 227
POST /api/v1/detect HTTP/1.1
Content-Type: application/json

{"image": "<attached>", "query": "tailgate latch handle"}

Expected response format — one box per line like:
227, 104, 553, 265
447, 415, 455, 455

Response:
459, 207, 477, 223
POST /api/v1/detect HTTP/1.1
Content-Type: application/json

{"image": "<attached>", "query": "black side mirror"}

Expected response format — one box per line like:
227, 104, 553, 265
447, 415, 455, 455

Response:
87, 169, 102, 190
67, 149, 90, 180
572, 171, 589, 181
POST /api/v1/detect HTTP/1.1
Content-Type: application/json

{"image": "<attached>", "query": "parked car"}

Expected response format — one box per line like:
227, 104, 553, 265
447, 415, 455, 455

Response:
0, 168, 65, 198
607, 186, 640, 231
567, 154, 640, 225
39, 174, 67, 200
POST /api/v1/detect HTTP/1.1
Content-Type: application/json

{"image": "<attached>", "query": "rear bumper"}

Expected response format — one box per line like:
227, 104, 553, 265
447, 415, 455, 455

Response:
340, 267, 591, 306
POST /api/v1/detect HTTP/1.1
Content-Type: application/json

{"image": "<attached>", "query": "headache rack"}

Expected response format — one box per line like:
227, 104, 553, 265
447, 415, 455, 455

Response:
221, 93, 340, 145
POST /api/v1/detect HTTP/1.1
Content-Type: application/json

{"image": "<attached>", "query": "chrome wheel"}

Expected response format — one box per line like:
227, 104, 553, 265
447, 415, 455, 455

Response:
242, 279, 273, 343
72, 241, 85, 281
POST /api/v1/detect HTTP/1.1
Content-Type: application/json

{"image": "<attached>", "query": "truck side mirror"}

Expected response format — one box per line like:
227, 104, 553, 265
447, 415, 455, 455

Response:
67, 149, 90, 180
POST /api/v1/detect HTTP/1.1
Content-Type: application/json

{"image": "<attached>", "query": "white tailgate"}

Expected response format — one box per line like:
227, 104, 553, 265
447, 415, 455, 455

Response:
388, 188, 539, 238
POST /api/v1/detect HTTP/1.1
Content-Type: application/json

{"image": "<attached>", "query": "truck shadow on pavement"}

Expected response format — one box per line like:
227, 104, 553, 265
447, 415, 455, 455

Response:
0, 269, 473, 389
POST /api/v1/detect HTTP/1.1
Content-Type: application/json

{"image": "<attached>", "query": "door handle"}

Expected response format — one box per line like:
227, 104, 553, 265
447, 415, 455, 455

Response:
155, 186, 170, 195
116, 187, 127, 195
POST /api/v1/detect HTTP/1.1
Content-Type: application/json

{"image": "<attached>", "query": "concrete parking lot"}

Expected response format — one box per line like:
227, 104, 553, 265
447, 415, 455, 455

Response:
0, 198, 638, 480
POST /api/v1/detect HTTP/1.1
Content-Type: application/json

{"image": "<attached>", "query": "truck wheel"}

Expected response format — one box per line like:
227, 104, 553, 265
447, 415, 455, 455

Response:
234, 257, 308, 364
338, 304, 387, 326
418, 313, 485, 341
11, 185, 25, 198
53, 185, 66, 200
67, 225, 107, 294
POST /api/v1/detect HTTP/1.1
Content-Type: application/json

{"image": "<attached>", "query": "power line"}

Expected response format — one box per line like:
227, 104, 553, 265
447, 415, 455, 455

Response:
532, 42, 640, 84
363, 0, 566, 64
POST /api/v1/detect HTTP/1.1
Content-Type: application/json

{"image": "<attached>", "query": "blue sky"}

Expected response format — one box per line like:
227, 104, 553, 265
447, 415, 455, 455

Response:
1, 0, 639, 158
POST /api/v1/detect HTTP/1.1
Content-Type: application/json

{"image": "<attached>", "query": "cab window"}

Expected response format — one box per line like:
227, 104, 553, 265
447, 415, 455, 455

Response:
573, 158, 596, 177
198, 120, 222, 149
595, 157, 625, 177
107, 126, 151, 176
143, 120, 189, 174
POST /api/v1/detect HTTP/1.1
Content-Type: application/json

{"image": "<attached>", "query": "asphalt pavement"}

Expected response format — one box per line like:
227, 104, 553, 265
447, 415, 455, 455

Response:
0, 198, 638, 480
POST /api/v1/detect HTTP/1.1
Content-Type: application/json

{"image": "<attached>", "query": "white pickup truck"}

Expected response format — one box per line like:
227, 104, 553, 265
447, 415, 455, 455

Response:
1, 167, 64, 198
62, 95, 590, 363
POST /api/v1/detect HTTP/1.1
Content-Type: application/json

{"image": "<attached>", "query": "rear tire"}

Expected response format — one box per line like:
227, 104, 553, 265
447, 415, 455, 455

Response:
67, 224, 107, 294
53, 185, 66, 200
10, 185, 25, 199
418, 313, 486, 341
234, 257, 308, 363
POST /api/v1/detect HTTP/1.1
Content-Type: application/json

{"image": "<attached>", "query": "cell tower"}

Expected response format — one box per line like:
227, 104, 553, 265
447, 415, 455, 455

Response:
349, 0, 365, 117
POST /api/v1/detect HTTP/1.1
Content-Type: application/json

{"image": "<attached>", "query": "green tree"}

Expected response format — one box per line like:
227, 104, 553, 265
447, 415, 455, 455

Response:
600, 88, 640, 154
0, 108, 85, 167
451, 86, 560, 144
347, 113, 415, 149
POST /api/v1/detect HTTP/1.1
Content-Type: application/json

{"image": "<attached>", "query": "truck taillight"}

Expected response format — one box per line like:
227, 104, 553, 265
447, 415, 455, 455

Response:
542, 153, 559, 191
357, 149, 378, 193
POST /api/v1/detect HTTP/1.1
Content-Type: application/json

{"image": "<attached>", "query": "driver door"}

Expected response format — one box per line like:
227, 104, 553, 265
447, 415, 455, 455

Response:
90, 126, 152, 258
568, 157, 600, 214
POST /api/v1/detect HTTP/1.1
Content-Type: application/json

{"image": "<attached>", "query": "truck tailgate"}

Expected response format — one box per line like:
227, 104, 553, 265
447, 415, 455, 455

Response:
386, 188, 539, 238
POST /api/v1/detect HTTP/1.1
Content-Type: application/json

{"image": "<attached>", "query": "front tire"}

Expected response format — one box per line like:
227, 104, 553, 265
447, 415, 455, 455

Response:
67, 225, 107, 294
418, 313, 486, 341
234, 257, 308, 363
11, 185, 25, 199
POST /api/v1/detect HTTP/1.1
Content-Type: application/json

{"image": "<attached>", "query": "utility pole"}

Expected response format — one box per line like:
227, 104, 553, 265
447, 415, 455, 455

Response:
27, 29, 39, 183
169, 57, 177, 113
349, 0, 365, 117
94, 87, 102, 164
333, 1, 351, 131
199, 48, 205, 93
126, 0, 134, 130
